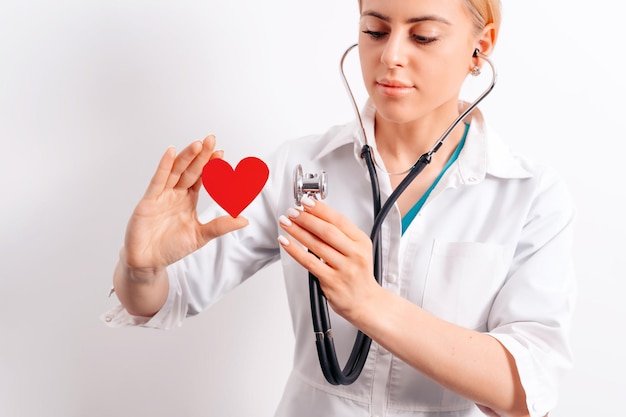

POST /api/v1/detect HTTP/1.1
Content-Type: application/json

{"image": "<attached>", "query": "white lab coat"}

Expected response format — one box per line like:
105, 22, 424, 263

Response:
103, 102, 576, 417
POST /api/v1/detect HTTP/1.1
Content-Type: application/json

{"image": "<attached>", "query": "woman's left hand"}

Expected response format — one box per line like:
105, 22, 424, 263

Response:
277, 196, 380, 322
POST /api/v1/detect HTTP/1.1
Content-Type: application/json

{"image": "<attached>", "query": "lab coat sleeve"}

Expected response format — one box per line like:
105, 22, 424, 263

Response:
101, 143, 291, 330
486, 167, 577, 417
99, 271, 188, 329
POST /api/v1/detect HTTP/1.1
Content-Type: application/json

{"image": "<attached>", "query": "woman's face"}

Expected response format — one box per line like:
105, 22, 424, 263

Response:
358, 0, 480, 125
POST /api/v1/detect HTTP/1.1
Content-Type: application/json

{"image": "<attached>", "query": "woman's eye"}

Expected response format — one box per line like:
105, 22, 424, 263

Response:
412, 34, 438, 44
362, 30, 387, 39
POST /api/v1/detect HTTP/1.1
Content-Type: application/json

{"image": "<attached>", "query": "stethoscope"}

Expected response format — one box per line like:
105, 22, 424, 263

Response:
293, 43, 497, 385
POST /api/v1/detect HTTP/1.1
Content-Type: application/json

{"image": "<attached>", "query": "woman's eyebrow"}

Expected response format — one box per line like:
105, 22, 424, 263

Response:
361, 10, 452, 25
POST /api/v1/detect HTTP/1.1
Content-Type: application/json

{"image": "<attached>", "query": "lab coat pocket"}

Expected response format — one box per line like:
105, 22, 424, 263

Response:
422, 240, 512, 331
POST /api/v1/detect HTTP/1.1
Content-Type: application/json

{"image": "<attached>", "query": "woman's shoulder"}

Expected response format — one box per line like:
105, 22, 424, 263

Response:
271, 119, 358, 161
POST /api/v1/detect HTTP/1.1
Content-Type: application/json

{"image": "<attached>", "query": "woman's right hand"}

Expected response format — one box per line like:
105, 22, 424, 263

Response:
121, 134, 249, 278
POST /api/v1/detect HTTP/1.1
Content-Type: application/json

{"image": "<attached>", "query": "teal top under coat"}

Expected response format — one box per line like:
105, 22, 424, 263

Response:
401, 123, 469, 234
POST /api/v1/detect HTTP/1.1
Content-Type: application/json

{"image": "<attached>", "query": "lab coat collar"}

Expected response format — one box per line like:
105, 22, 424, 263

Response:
457, 102, 533, 182
313, 99, 533, 181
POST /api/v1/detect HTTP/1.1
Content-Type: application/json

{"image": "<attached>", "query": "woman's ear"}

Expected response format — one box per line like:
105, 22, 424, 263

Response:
472, 23, 496, 68
476, 23, 496, 56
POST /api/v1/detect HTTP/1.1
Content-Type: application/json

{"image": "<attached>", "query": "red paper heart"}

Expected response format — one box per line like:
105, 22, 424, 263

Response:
201, 157, 269, 218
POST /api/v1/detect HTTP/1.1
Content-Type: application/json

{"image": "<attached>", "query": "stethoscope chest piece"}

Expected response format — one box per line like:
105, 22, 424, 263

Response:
294, 164, 327, 205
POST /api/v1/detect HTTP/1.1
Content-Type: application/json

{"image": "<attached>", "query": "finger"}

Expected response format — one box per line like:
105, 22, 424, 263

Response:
285, 204, 360, 260
190, 148, 225, 193
279, 211, 345, 269
210, 149, 224, 160
198, 215, 249, 243
162, 140, 202, 189
190, 175, 203, 193
143, 146, 176, 199
174, 135, 219, 190
277, 234, 335, 278
299, 196, 368, 243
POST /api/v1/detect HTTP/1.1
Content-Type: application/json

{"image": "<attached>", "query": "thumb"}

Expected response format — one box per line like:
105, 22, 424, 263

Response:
200, 215, 249, 242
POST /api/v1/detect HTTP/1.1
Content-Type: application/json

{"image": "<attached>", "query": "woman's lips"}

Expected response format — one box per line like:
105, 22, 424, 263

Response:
376, 80, 414, 97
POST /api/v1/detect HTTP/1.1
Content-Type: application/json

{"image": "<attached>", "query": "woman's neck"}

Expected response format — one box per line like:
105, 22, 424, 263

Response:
373, 111, 466, 175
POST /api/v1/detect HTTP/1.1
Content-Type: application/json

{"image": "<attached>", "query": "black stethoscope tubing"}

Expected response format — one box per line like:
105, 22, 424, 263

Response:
308, 44, 496, 385
308, 151, 431, 385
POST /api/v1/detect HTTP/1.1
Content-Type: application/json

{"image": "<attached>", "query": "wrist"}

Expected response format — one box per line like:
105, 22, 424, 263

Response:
118, 248, 167, 285
113, 249, 170, 317
345, 278, 386, 327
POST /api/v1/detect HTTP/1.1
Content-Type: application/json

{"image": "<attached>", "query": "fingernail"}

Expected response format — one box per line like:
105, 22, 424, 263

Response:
279, 215, 292, 227
278, 235, 290, 246
300, 196, 316, 207
287, 208, 300, 218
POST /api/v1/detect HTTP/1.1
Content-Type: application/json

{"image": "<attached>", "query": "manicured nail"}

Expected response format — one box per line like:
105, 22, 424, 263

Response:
287, 208, 300, 218
279, 215, 292, 227
300, 196, 316, 207
278, 235, 290, 246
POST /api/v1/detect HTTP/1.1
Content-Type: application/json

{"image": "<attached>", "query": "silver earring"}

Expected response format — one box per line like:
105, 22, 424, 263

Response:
470, 66, 481, 76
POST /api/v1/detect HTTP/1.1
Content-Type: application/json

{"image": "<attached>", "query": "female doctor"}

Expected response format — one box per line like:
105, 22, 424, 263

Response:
103, 0, 576, 416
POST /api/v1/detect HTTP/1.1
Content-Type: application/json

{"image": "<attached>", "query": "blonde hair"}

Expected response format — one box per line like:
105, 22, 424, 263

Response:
465, 0, 501, 44
357, 0, 502, 44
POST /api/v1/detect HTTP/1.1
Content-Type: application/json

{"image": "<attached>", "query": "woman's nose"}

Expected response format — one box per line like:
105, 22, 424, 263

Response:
380, 35, 410, 68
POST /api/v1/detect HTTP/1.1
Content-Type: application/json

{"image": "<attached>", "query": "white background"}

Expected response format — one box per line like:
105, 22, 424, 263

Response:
1, 1, 624, 416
